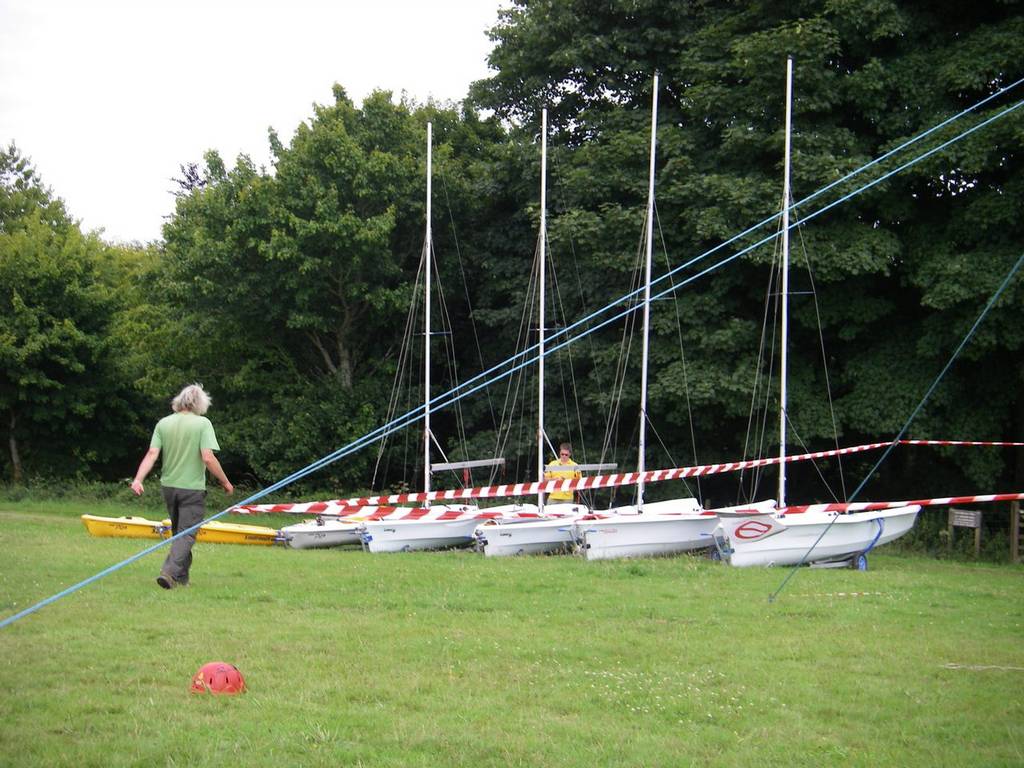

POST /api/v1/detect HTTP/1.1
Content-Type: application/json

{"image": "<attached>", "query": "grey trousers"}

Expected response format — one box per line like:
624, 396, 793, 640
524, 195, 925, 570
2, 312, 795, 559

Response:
161, 487, 206, 585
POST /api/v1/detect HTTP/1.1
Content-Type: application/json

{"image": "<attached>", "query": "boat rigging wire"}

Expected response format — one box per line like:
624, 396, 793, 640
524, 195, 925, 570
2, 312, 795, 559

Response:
548, 242, 588, 470
768, 249, 1024, 602
596, 220, 644, 488
489, 224, 541, 484
781, 411, 843, 504
793, 217, 848, 502
550, 150, 606, 471
3, 82, 1022, 630
430, 239, 474, 469
655, 203, 703, 504
372, 242, 425, 488
740, 221, 782, 504
745, 193, 847, 505
439, 168, 500, 439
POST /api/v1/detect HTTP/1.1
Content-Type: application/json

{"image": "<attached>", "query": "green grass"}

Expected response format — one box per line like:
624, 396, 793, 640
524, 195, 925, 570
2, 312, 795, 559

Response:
1, 502, 1022, 767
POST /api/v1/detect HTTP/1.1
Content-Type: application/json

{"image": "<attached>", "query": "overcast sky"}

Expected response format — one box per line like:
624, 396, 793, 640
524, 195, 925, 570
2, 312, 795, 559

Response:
0, 0, 505, 243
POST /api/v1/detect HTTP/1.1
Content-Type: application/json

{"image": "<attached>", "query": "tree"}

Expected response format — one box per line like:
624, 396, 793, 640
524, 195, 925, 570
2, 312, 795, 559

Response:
157, 89, 505, 488
0, 144, 142, 482
469, 0, 1024, 498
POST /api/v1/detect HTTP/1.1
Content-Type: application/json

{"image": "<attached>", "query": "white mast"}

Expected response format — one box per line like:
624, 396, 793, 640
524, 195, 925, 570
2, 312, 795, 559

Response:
779, 57, 793, 508
424, 122, 433, 502
638, 74, 658, 512
537, 109, 548, 513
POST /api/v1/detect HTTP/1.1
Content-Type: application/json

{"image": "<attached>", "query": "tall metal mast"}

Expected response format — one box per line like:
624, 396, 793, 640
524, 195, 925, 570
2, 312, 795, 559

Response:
779, 57, 794, 508
537, 109, 548, 513
424, 122, 433, 502
638, 74, 658, 511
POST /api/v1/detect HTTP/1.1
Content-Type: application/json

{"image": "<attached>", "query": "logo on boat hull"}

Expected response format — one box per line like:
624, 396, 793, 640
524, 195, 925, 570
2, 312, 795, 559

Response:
730, 516, 786, 541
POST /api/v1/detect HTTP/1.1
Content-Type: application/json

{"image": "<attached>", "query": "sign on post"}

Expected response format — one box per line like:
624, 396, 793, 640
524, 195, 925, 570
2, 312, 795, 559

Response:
948, 508, 982, 558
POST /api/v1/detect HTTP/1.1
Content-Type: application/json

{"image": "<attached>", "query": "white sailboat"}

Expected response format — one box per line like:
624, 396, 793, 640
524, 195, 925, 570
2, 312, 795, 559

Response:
474, 502, 587, 556
717, 504, 920, 568
575, 500, 715, 560
360, 122, 502, 553
279, 504, 424, 549
357, 504, 487, 553
716, 57, 920, 568
473, 108, 595, 557
575, 75, 714, 561
280, 516, 363, 549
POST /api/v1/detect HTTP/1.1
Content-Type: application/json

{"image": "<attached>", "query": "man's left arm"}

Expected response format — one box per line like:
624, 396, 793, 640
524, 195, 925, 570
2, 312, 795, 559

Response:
201, 449, 233, 495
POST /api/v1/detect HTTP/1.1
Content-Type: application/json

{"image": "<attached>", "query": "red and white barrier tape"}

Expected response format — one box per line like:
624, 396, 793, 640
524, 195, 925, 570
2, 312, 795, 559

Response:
236, 503, 412, 517
236, 440, 894, 513
780, 492, 1024, 515
235, 501, 556, 521
234, 437, 1021, 515
900, 439, 1024, 447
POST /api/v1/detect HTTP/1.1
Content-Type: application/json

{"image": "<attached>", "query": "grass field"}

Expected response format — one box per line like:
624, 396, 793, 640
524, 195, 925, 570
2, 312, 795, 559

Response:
1, 500, 1022, 767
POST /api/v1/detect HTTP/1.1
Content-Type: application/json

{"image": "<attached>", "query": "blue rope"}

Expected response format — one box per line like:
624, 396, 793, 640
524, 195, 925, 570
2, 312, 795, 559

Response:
862, 518, 885, 557
246, 94, 1024, 496
0, 515, 219, 629
769, 250, 1024, 602
2, 87, 1022, 630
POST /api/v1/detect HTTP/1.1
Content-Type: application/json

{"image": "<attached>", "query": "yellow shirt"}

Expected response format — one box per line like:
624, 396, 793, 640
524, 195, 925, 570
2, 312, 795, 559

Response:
544, 458, 580, 502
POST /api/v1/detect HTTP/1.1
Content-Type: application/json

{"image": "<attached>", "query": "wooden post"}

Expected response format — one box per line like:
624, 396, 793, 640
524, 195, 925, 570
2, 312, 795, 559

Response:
1012, 500, 1021, 564
947, 508, 955, 553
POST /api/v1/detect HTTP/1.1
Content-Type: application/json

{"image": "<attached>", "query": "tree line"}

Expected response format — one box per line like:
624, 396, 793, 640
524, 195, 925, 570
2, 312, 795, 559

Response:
2, 1, 1022, 504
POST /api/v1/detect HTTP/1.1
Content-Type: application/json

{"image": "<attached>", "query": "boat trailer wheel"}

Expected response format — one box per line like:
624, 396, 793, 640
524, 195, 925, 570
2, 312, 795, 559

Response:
853, 553, 868, 571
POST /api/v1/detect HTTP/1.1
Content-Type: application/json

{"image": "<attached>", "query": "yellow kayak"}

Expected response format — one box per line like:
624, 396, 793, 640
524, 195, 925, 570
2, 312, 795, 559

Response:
161, 519, 280, 546
82, 514, 280, 546
81, 515, 167, 539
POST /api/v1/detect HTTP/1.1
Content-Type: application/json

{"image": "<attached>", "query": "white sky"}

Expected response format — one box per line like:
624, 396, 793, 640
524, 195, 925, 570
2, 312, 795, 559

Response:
0, 0, 505, 243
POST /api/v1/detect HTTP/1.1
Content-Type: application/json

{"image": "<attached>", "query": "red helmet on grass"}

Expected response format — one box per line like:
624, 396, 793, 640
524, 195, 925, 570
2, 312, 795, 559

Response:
190, 662, 246, 695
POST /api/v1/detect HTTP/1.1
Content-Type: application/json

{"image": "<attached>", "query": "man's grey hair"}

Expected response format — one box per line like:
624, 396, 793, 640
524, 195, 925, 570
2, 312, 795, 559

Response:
171, 383, 211, 415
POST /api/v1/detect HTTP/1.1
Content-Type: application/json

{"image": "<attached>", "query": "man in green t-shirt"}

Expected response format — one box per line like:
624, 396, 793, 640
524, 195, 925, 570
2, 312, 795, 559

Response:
131, 383, 233, 589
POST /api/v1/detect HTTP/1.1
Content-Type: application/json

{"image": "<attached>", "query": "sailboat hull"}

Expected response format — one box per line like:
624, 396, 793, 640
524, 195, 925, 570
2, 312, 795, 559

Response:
719, 506, 920, 567
280, 518, 362, 549
475, 513, 584, 557
576, 498, 711, 560
359, 508, 483, 553
577, 512, 719, 561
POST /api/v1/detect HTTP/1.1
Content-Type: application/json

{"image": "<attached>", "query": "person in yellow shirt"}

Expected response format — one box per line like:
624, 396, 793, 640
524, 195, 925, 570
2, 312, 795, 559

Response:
545, 443, 581, 502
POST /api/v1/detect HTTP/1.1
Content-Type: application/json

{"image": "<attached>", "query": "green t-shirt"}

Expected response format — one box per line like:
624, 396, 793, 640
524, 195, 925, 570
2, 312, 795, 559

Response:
150, 412, 220, 490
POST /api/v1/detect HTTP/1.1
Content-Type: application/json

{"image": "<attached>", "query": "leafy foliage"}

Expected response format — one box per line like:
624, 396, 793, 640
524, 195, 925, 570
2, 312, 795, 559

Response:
469, 0, 1024, 498
0, 144, 143, 482
5, 2, 1024, 503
